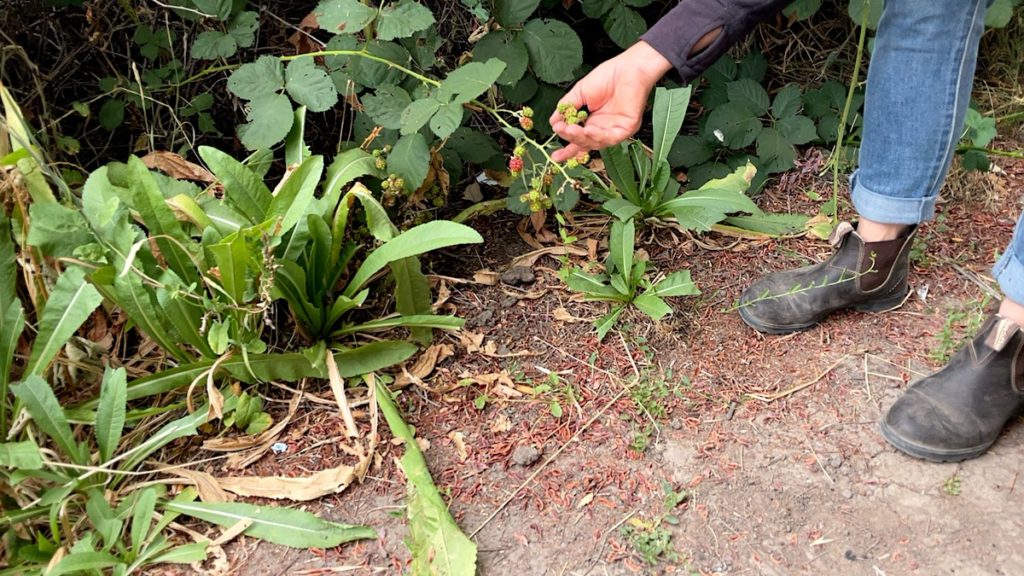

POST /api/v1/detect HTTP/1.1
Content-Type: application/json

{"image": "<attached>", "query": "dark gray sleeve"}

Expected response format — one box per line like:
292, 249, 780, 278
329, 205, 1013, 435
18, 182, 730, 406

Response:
640, 0, 791, 84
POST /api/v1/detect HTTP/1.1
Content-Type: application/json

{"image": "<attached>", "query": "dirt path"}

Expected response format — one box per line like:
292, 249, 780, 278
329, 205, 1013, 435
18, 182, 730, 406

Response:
217, 150, 1024, 576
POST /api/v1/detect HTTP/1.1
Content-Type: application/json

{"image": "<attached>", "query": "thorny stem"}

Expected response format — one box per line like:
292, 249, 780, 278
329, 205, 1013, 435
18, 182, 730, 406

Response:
724, 252, 879, 313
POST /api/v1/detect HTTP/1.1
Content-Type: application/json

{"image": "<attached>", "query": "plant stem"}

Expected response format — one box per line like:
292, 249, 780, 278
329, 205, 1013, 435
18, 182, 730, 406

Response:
957, 145, 1024, 160
831, 0, 872, 227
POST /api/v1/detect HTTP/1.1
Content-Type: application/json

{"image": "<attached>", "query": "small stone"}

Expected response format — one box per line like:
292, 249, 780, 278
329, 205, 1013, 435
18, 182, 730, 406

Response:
669, 417, 685, 430
470, 308, 494, 328
841, 489, 854, 499
500, 295, 518, 308
512, 444, 542, 467
827, 455, 844, 469
500, 266, 535, 286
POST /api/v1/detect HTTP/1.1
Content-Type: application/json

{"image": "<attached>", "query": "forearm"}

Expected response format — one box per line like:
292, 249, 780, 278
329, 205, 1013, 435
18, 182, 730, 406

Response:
641, 0, 791, 84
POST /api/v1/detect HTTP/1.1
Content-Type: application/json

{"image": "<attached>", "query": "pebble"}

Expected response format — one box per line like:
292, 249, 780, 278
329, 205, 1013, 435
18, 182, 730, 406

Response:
500, 266, 535, 286
842, 489, 854, 499
512, 444, 542, 467
827, 455, 844, 469
271, 442, 288, 454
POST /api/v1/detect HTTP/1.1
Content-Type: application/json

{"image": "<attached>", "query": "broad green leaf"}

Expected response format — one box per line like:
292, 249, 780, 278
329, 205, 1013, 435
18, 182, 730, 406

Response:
332, 341, 418, 376
0, 440, 43, 469
26, 202, 94, 258
26, 266, 103, 376
0, 214, 16, 310
985, 0, 1017, 27
87, 489, 123, 550
131, 487, 158, 551
961, 149, 990, 172
848, 0, 884, 29
493, 0, 541, 27
376, 382, 477, 575
190, 31, 237, 60
564, 270, 623, 300
438, 60, 507, 105
347, 41, 412, 87
726, 78, 770, 116
521, 19, 583, 84
191, 0, 231, 19
582, 0, 616, 17
49, 552, 120, 576
285, 58, 338, 113
149, 542, 210, 565
775, 115, 817, 145
602, 198, 643, 222
601, 143, 639, 202
227, 55, 285, 100
285, 105, 310, 167
344, 220, 483, 296
964, 108, 997, 147
123, 156, 199, 285
783, 0, 822, 20
321, 148, 380, 215
400, 98, 443, 136
208, 230, 251, 304
724, 212, 809, 236
706, 101, 762, 149
737, 50, 768, 83
0, 301, 24, 431
429, 101, 464, 139
268, 155, 324, 236
376, 1, 436, 41
228, 11, 259, 48
633, 293, 672, 320
668, 135, 713, 168
446, 128, 500, 164
362, 85, 413, 130
96, 367, 127, 462
595, 305, 626, 341
99, 99, 125, 131
647, 270, 700, 297
603, 4, 647, 49
164, 500, 377, 548
11, 376, 85, 464
652, 86, 692, 167
472, 31, 529, 85
388, 133, 431, 192
199, 146, 273, 225
238, 92, 294, 151
102, 269, 191, 363
756, 127, 797, 174
608, 218, 635, 277
390, 256, 433, 343
771, 83, 803, 119
315, 0, 377, 33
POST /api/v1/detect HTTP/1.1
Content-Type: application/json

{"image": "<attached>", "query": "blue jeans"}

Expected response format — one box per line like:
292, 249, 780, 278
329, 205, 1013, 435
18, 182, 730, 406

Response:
850, 0, 1024, 305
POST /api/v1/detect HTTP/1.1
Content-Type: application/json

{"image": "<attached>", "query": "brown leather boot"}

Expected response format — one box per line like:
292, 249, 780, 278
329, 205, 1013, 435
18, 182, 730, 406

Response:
739, 222, 916, 334
881, 315, 1024, 462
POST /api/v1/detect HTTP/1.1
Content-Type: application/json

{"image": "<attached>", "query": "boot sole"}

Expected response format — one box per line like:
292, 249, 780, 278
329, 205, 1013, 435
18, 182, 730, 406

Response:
879, 420, 992, 463
738, 288, 910, 335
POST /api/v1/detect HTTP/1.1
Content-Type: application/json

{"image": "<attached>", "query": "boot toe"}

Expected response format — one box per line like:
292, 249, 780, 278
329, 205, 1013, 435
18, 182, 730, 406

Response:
881, 387, 992, 462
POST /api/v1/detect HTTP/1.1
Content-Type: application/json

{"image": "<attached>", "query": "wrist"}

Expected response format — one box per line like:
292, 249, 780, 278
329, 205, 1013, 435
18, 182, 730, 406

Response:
625, 41, 673, 83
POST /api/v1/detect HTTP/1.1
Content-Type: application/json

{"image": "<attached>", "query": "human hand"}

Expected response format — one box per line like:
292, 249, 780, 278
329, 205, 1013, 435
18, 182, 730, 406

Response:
550, 41, 673, 163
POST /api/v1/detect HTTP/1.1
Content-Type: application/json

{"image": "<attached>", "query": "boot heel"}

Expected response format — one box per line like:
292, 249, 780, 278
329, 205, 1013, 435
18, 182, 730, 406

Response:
855, 288, 909, 313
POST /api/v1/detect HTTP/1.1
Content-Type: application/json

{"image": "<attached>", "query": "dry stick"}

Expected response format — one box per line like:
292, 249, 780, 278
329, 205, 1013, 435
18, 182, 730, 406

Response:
746, 353, 855, 403
469, 382, 628, 538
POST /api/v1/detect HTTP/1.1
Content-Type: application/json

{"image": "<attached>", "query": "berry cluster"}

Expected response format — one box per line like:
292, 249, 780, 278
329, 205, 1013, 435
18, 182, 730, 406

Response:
518, 106, 534, 131
519, 175, 554, 213
508, 143, 528, 175
371, 144, 392, 171
381, 174, 405, 207
556, 102, 588, 126
565, 151, 590, 169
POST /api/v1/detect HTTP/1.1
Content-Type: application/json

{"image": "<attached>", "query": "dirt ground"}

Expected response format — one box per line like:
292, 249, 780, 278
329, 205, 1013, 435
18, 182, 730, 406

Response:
204, 143, 1024, 576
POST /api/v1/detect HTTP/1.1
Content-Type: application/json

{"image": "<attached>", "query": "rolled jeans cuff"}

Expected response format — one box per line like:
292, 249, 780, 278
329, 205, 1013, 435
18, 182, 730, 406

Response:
993, 247, 1024, 306
850, 171, 937, 226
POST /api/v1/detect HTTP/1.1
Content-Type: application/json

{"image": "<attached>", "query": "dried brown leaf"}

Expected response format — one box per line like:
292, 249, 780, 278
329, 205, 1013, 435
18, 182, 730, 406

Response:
473, 269, 500, 285
140, 151, 215, 183
163, 468, 232, 503
217, 463, 358, 501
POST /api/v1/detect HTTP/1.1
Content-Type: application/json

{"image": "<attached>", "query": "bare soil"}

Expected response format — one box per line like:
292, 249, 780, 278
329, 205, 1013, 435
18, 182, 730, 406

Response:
203, 143, 1024, 576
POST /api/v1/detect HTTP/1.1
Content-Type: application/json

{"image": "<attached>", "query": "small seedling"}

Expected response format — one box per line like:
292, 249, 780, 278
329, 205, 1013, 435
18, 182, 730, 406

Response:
943, 474, 962, 496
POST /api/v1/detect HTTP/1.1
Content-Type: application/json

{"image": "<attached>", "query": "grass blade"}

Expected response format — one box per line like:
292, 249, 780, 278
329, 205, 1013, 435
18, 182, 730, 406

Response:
11, 375, 85, 464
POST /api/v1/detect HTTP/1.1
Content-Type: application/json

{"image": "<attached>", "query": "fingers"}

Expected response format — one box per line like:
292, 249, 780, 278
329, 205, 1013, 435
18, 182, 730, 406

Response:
551, 142, 586, 163
549, 83, 587, 128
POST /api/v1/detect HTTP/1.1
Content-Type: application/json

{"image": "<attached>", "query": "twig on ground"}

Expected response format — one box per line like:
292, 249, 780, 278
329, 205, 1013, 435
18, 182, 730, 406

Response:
746, 353, 855, 403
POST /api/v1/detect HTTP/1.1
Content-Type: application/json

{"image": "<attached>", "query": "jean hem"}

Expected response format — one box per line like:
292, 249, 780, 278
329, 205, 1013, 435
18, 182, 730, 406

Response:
994, 250, 1024, 305
850, 172, 936, 225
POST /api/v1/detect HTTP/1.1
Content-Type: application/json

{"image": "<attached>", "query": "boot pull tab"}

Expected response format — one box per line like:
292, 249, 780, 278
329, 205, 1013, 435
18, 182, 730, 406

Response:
984, 316, 1021, 352
828, 222, 856, 248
